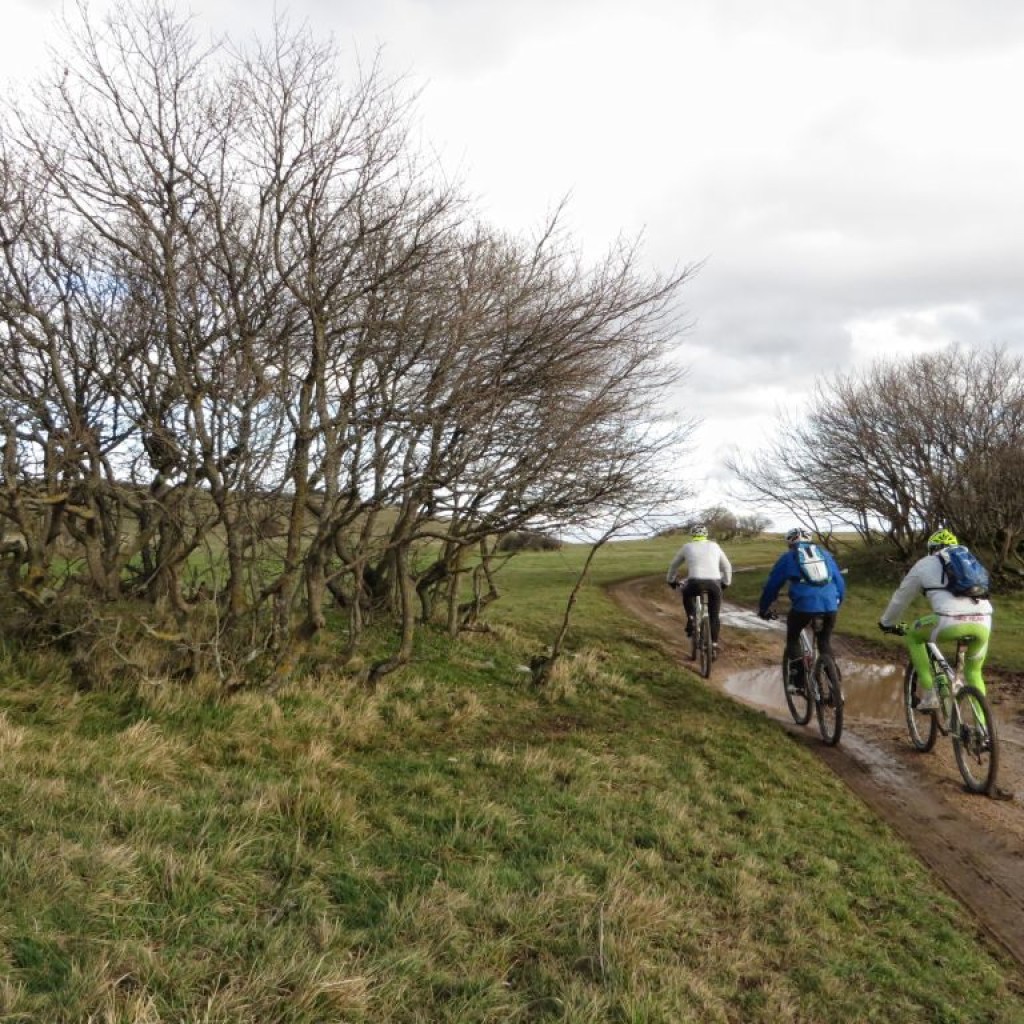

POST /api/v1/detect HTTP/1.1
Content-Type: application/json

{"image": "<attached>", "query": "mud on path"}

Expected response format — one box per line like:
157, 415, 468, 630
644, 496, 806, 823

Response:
609, 574, 1024, 970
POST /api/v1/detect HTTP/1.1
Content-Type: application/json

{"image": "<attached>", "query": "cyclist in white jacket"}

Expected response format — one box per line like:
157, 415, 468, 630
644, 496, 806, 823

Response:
878, 528, 993, 709
666, 525, 733, 651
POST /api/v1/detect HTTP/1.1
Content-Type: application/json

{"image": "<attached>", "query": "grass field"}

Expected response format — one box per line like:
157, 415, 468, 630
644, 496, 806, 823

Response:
0, 534, 1021, 1022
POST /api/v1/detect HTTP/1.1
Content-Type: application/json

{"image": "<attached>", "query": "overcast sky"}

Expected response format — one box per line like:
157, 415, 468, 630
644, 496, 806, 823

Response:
5, 0, 1024, 525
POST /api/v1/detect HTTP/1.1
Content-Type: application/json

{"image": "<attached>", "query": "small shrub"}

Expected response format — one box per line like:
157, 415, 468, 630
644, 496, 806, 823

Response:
498, 531, 562, 553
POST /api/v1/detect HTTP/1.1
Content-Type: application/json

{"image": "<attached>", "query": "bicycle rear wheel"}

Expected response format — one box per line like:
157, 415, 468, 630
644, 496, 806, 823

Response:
689, 601, 699, 662
814, 655, 843, 746
904, 665, 938, 752
782, 653, 812, 725
952, 685, 999, 795
698, 614, 712, 679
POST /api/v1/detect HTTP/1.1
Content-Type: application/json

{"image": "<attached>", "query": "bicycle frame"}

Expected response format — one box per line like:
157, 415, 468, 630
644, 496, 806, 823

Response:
797, 623, 816, 682
924, 639, 963, 732
780, 613, 843, 745
691, 589, 713, 679
673, 577, 718, 679
903, 632, 998, 794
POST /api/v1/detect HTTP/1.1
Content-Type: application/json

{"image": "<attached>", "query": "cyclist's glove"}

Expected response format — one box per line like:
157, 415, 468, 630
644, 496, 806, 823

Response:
667, 580, 678, 590
757, 608, 773, 620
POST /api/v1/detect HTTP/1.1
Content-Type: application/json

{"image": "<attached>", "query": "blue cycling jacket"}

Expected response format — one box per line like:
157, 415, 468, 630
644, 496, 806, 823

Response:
758, 546, 845, 614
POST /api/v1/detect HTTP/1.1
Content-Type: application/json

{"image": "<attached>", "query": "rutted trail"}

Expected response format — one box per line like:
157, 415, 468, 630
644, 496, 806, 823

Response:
609, 574, 1024, 970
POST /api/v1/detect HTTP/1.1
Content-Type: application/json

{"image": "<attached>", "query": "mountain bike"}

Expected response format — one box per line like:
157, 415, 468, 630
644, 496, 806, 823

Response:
690, 587, 714, 680
889, 624, 999, 794
670, 579, 715, 680
768, 611, 844, 745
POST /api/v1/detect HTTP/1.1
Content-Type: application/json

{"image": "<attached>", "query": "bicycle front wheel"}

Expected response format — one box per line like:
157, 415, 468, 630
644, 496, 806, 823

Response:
782, 653, 812, 725
904, 666, 938, 752
952, 685, 999, 795
814, 655, 843, 747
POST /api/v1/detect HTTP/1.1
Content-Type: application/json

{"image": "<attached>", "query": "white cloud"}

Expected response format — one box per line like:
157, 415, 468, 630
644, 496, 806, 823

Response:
847, 305, 981, 365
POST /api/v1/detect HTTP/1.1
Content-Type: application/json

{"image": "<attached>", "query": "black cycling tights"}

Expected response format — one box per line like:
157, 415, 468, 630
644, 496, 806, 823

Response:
785, 609, 837, 665
682, 579, 724, 642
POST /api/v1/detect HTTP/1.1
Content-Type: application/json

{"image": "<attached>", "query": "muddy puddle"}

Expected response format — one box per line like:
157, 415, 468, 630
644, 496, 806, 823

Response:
716, 601, 1024, 795
719, 603, 904, 720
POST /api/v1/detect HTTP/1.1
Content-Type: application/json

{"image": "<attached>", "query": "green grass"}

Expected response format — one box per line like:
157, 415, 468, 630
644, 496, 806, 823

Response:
0, 535, 1021, 1021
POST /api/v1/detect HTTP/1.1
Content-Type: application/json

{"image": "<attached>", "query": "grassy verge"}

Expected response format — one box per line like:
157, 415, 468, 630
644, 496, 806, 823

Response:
0, 536, 1021, 1021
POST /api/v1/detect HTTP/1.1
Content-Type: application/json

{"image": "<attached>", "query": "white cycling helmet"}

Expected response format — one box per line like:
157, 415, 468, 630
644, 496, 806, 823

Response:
785, 527, 811, 546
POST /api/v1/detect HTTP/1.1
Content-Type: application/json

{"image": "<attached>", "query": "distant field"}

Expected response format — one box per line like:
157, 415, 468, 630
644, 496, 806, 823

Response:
491, 532, 1024, 673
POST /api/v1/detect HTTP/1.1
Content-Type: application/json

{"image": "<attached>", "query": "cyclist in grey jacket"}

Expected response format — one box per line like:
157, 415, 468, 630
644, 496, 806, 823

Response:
878, 528, 992, 709
666, 525, 733, 649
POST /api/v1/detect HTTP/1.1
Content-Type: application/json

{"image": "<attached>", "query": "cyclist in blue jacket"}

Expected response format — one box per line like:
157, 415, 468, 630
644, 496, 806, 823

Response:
758, 528, 846, 694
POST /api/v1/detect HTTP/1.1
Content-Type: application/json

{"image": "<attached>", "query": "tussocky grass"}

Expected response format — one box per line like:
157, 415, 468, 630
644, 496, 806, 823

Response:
0, 538, 1022, 1020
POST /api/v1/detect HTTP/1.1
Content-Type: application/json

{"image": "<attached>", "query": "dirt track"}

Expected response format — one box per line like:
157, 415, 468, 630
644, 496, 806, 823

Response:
609, 575, 1024, 970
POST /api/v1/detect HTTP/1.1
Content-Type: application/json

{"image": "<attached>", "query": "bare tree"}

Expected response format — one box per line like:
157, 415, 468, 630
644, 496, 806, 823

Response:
730, 345, 1024, 569
0, 1, 701, 685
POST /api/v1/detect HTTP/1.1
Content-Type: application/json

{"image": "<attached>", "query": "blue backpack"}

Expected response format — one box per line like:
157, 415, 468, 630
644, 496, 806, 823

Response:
937, 545, 990, 600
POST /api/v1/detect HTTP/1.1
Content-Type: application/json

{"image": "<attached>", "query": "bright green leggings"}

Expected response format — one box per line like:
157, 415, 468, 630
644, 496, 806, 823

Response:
907, 614, 990, 694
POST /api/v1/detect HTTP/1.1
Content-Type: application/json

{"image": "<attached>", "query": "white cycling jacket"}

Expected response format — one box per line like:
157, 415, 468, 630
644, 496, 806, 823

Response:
666, 540, 732, 586
880, 552, 993, 626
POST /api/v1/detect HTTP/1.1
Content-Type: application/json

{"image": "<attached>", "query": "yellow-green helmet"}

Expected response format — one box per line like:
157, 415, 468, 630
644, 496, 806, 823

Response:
691, 524, 709, 541
927, 528, 958, 553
